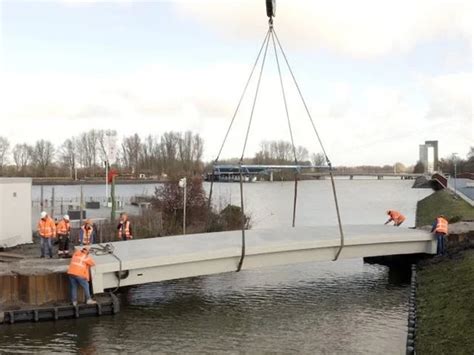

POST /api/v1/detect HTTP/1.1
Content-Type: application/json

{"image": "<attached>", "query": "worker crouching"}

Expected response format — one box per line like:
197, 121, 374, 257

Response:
67, 247, 97, 306
384, 210, 406, 227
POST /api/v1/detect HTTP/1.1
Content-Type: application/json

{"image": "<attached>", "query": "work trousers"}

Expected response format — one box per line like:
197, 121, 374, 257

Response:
58, 235, 70, 256
69, 275, 92, 302
436, 233, 446, 255
40, 237, 53, 258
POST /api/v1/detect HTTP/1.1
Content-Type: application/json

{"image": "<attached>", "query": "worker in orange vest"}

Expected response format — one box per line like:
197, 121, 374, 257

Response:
384, 210, 406, 227
431, 215, 448, 256
79, 219, 95, 246
67, 246, 97, 306
117, 213, 133, 240
37, 211, 56, 258
57, 214, 71, 258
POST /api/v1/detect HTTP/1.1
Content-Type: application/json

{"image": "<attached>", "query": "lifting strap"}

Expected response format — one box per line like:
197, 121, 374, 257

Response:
208, 1, 346, 271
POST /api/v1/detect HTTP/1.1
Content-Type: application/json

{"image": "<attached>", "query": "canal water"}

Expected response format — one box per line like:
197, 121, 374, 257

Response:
5, 179, 431, 353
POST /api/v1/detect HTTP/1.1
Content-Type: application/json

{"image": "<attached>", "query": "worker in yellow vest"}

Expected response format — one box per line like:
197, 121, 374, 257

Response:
431, 215, 448, 256
37, 211, 56, 258
117, 213, 133, 240
79, 219, 95, 246
67, 246, 97, 306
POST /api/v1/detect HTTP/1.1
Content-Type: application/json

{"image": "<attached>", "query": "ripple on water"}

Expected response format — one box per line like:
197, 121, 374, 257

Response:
0, 259, 410, 354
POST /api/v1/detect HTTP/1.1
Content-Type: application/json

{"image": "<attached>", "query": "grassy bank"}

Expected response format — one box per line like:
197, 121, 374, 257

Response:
416, 249, 474, 354
416, 189, 474, 227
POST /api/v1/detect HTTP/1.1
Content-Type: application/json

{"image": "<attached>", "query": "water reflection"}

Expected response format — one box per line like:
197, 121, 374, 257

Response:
0, 259, 410, 354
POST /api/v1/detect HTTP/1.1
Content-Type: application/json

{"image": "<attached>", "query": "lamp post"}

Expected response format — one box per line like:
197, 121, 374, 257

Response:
179, 177, 187, 235
453, 153, 458, 197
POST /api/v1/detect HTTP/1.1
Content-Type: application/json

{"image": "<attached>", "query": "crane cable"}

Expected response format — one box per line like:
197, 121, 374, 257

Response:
207, 28, 271, 230
237, 23, 271, 272
272, 28, 345, 260
208, 0, 346, 270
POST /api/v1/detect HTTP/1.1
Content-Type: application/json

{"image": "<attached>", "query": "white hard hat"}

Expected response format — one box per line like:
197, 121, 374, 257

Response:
40, 211, 47, 218
63, 214, 70, 221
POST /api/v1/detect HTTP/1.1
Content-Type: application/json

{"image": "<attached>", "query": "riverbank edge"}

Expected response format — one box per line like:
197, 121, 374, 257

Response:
414, 188, 474, 354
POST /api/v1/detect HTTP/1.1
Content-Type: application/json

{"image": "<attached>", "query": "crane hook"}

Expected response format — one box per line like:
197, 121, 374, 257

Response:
266, 0, 276, 19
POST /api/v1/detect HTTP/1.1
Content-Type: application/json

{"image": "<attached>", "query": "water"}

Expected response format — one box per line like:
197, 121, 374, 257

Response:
8, 179, 431, 353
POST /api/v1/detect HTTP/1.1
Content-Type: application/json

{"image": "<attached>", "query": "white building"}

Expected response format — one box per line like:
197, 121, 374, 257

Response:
0, 178, 32, 247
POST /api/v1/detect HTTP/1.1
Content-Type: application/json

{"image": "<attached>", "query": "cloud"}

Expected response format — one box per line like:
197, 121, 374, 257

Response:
175, 0, 472, 58
423, 72, 472, 120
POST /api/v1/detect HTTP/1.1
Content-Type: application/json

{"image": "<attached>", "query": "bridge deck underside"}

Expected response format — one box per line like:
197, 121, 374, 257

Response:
91, 225, 436, 292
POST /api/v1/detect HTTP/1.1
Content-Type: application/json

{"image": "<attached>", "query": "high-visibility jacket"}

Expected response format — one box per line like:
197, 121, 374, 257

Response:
80, 225, 94, 245
67, 249, 95, 281
57, 220, 70, 236
38, 217, 56, 238
118, 220, 132, 240
435, 217, 448, 234
389, 211, 406, 224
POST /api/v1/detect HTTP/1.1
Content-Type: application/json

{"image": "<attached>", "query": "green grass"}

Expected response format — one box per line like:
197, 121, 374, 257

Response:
416, 249, 474, 354
416, 190, 474, 227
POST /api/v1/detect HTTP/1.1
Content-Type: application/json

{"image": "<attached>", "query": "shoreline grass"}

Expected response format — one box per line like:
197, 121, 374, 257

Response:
416, 249, 474, 354
416, 189, 474, 227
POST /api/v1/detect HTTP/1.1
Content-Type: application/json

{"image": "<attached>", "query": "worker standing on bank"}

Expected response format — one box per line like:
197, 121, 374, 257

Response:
37, 211, 56, 258
384, 210, 406, 227
431, 215, 448, 256
79, 219, 95, 246
67, 246, 97, 306
57, 215, 71, 258
117, 212, 133, 240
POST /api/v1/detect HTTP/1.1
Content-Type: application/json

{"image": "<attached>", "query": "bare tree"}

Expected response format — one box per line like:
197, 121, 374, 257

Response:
31, 140, 55, 176
121, 133, 142, 175
311, 153, 326, 166
0, 136, 10, 171
59, 138, 77, 178
13, 143, 32, 173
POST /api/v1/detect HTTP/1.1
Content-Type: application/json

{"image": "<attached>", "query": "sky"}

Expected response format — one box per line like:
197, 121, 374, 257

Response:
0, 0, 472, 166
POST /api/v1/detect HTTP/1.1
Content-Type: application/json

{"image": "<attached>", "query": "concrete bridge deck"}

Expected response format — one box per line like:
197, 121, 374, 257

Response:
91, 226, 436, 293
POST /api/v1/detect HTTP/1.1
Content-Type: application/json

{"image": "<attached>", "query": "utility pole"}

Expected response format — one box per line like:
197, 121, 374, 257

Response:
105, 160, 109, 207
111, 174, 116, 222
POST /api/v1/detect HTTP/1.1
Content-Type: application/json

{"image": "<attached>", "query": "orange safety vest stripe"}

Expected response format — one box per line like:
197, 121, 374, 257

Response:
435, 217, 448, 234
67, 250, 95, 281
81, 225, 93, 245
38, 218, 56, 238
57, 220, 70, 235
118, 220, 131, 239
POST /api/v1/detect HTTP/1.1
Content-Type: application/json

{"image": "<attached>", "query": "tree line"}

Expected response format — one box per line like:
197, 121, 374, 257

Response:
0, 130, 204, 178
1, 132, 471, 178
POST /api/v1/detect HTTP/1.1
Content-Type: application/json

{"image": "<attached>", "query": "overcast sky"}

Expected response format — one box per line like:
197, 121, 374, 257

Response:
0, 0, 472, 166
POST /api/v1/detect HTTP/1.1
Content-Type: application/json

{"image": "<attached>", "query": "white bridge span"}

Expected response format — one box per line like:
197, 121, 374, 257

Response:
91, 225, 436, 293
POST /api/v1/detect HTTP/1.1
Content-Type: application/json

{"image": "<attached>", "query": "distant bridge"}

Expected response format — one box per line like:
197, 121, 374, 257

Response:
205, 165, 423, 181
91, 225, 435, 293
302, 172, 424, 180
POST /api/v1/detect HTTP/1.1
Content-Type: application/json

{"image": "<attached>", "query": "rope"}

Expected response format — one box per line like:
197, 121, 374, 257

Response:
270, 28, 299, 227
236, 162, 246, 272
207, 29, 271, 232
90, 243, 123, 293
240, 32, 271, 160
236, 26, 271, 272
272, 28, 345, 260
